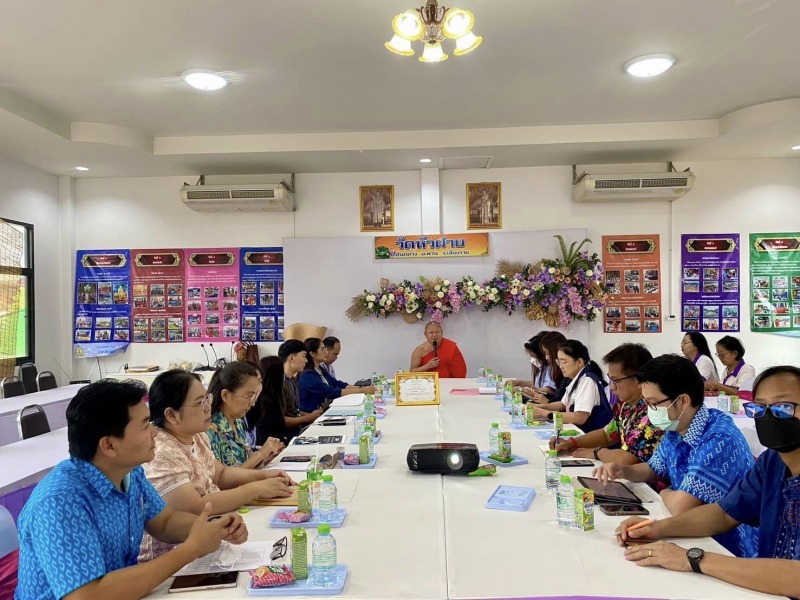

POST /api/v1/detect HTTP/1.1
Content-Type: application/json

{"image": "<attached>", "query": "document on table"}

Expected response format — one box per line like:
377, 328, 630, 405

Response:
175, 541, 274, 575
329, 395, 365, 407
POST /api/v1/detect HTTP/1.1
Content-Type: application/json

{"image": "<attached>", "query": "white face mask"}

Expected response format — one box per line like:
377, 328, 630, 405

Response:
530, 357, 541, 368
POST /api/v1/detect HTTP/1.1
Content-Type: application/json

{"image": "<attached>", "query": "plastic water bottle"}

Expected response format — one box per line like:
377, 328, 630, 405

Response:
364, 395, 375, 417
503, 382, 513, 411
478, 365, 486, 384
557, 475, 574, 528
717, 391, 729, 413
374, 382, 383, 403
354, 412, 365, 440
488, 423, 500, 453
511, 392, 523, 425
396, 366, 403, 375
381, 378, 390, 398
486, 369, 496, 388
311, 524, 338, 587
319, 475, 338, 523
545, 450, 561, 492
364, 426, 375, 458
371, 371, 379, 387
494, 377, 504, 400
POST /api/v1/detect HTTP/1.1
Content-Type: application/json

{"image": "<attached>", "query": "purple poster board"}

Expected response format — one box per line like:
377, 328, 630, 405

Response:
680, 234, 740, 333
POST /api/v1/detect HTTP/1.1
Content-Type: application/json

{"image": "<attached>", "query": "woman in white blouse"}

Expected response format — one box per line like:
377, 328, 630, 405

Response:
705, 335, 757, 395
680, 332, 719, 383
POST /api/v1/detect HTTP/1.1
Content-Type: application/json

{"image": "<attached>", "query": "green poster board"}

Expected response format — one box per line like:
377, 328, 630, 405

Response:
749, 233, 800, 333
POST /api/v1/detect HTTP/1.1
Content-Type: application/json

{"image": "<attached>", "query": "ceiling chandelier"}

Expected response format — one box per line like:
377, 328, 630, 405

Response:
385, 0, 482, 63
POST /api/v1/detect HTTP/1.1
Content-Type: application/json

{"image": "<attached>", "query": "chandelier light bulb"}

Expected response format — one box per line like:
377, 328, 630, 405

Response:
453, 31, 482, 56
624, 54, 676, 78
442, 9, 474, 38
385, 35, 415, 56
393, 11, 424, 40
419, 41, 448, 63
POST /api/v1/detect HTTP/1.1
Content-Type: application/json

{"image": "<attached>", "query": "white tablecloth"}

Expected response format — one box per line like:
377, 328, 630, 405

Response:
146, 379, 779, 600
0, 384, 85, 447
0, 428, 69, 494
106, 370, 214, 389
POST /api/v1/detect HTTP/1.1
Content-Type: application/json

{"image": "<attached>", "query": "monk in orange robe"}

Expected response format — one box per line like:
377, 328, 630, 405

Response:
410, 322, 467, 378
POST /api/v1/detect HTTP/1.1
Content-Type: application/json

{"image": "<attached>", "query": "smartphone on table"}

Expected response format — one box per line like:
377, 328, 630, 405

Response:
168, 571, 238, 593
280, 455, 313, 463
598, 503, 650, 516
559, 459, 595, 468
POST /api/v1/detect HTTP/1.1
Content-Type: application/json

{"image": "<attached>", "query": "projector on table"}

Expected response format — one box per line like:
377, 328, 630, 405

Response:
406, 443, 480, 474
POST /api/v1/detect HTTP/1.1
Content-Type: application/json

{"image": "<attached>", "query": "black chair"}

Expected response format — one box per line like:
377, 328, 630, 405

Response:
1, 376, 26, 398
17, 405, 51, 440
36, 371, 57, 391
19, 362, 38, 394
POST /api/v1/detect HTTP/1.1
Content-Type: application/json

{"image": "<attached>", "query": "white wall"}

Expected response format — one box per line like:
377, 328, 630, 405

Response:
0, 155, 63, 378
73, 158, 800, 381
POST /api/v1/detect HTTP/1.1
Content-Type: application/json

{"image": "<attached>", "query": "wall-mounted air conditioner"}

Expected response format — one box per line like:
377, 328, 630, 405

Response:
180, 179, 295, 212
573, 171, 695, 202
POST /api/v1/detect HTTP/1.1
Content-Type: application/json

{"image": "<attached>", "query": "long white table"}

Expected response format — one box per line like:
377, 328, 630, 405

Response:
144, 379, 779, 600
106, 370, 214, 389
0, 384, 85, 447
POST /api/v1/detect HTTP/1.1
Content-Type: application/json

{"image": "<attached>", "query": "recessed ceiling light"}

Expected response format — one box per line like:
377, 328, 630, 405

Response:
792, 145, 800, 151
75, 166, 89, 171
181, 69, 228, 91
624, 54, 676, 78
420, 158, 433, 163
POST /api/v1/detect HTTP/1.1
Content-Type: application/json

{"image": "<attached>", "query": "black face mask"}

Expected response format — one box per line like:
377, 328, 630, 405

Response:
755, 410, 800, 453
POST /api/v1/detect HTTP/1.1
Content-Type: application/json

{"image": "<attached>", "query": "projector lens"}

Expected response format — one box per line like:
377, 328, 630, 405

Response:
447, 452, 463, 469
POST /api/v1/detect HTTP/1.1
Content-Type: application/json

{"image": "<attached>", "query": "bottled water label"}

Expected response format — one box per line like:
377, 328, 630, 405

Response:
311, 534, 338, 587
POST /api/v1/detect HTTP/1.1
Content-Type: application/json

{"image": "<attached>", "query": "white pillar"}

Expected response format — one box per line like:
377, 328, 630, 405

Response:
420, 167, 441, 234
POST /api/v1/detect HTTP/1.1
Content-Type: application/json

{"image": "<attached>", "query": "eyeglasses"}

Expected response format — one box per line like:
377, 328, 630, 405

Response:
744, 402, 800, 420
645, 397, 678, 411
270, 536, 287, 561
715, 352, 730, 359
555, 358, 571, 366
608, 375, 635, 387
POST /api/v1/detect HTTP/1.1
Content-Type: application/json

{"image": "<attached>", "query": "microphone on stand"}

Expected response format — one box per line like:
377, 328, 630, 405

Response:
209, 343, 226, 368
195, 343, 214, 371
432, 340, 439, 358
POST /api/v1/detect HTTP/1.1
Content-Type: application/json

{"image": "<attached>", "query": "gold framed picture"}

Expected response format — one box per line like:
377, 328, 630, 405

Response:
360, 185, 395, 232
395, 372, 440, 406
466, 182, 502, 230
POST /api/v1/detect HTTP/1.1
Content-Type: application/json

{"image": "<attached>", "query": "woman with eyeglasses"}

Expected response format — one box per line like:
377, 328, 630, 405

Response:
139, 369, 294, 562
530, 339, 613, 432
680, 332, 719, 383
207, 362, 284, 468
704, 336, 757, 396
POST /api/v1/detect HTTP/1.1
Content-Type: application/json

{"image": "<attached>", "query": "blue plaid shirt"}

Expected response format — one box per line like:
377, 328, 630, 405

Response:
648, 405, 758, 557
16, 458, 165, 600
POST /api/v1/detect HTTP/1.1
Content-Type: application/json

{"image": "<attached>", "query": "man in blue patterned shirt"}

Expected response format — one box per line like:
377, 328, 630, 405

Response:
594, 354, 757, 557
16, 380, 249, 600
616, 365, 800, 599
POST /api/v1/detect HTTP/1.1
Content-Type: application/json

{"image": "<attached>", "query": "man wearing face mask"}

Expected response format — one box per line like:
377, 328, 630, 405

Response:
615, 366, 800, 599
593, 354, 757, 558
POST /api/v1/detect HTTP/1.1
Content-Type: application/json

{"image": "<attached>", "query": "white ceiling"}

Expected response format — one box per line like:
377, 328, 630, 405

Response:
1, 0, 800, 176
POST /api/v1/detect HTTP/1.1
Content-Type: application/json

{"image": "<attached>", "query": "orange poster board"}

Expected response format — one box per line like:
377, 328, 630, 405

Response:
602, 235, 662, 334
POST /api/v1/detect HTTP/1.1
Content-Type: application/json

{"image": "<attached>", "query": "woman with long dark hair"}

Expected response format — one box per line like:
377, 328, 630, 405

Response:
530, 339, 613, 432
525, 331, 569, 404
681, 332, 719, 383
298, 337, 375, 412
250, 356, 292, 445
509, 333, 554, 394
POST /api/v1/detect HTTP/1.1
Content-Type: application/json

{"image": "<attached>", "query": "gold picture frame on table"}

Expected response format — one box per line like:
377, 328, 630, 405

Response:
466, 182, 502, 229
360, 185, 395, 232
395, 372, 440, 406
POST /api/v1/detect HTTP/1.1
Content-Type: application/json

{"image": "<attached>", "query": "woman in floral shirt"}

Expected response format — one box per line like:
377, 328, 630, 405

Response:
207, 362, 284, 468
551, 343, 664, 466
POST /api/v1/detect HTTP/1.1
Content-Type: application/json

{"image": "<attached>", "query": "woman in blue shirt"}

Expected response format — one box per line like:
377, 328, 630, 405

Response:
298, 337, 375, 412
616, 365, 800, 599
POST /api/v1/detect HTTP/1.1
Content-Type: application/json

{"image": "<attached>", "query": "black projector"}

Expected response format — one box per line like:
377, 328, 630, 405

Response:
406, 443, 481, 474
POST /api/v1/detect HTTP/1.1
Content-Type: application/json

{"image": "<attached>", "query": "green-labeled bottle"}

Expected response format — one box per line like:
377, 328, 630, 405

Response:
297, 480, 311, 514
291, 527, 308, 580
359, 433, 370, 464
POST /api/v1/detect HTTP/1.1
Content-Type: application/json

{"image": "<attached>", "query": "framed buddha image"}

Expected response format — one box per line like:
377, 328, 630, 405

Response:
360, 185, 394, 232
395, 372, 440, 406
466, 182, 502, 230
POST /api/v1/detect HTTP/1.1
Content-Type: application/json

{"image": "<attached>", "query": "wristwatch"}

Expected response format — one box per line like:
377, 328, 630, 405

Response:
686, 547, 705, 574
593, 447, 602, 460
547, 412, 554, 421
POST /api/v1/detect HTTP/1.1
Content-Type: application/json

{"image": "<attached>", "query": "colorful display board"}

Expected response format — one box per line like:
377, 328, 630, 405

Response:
73, 250, 131, 357
749, 233, 800, 333
131, 249, 185, 343
74, 246, 286, 349
680, 234, 740, 333
239, 247, 285, 342
601, 235, 662, 334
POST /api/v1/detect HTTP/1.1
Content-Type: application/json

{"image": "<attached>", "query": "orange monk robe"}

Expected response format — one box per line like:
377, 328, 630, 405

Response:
420, 337, 467, 378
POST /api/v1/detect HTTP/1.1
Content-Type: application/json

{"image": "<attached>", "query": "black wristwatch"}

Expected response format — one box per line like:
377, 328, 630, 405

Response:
593, 447, 602, 460
686, 547, 705, 574
546, 412, 554, 421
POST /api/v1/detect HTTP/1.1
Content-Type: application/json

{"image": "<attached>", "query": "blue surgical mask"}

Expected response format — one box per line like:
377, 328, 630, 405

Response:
647, 397, 685, 432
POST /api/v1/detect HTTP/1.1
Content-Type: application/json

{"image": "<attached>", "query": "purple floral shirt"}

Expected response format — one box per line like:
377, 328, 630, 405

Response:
604, 399, 663, 463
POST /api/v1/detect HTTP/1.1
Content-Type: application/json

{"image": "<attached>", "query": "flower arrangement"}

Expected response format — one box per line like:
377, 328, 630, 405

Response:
346, 235, 607, 327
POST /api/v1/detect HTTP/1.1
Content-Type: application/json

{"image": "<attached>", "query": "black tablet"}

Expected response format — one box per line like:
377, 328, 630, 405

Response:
576, 476, 642, 505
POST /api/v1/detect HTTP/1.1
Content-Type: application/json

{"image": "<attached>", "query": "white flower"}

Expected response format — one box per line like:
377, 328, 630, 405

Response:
434, 285, 441, 291
593, 307, 601, 315
435, 301, 442, 308
491, 287, 498, 294
488, 294, 497, 301
586, 270, 594, 277
416, 313, 423, 319
443, 279, 450, 286
510, 287, 518, 295
386, 295, 393, 304
368, 302, 374, 309
548, 267, 556, 274
437, 291, 444, 298
522, 289, 530, 296
469, 291, 476, 299
366, 294, 376, 302
379, 297, 386, 306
